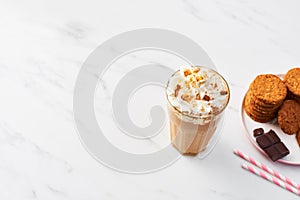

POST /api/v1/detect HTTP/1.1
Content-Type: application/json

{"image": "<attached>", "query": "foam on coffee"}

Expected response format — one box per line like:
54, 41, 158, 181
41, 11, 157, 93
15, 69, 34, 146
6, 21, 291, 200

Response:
166, 66, 229, 123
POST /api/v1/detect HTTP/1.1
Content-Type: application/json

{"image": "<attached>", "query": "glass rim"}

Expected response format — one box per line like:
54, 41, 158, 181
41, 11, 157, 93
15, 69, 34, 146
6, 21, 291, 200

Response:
165, 66, 230, 119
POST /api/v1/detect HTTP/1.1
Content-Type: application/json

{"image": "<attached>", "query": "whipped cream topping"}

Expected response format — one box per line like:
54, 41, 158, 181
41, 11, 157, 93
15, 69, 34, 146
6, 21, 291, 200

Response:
166, 66, 229, 119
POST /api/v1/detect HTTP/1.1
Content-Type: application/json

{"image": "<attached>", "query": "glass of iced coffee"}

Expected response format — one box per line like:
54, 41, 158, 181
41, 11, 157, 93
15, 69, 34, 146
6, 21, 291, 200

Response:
166, 66, 230, 156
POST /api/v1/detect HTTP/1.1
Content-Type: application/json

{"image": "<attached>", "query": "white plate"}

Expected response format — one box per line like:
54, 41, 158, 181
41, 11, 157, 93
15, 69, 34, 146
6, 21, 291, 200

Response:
241, 74, 300, 165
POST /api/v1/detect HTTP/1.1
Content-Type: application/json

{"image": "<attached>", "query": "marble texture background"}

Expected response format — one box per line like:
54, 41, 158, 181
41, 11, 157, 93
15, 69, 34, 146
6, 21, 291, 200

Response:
0, 0, 300, 199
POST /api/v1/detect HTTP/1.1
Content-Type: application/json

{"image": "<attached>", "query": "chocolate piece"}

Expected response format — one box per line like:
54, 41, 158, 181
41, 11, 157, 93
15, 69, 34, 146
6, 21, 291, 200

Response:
203, 95, 210, 101
220, 90, 228, 95
265, 129, 275, 135
183, 69, 191, 77
255, 129, 290, 162
253, 128, 264, 137
264, 142, 290, 161
192, 68, 200, 73
256, 135, 272, 149
174, 84, 181, 97
256, 129, 280, 149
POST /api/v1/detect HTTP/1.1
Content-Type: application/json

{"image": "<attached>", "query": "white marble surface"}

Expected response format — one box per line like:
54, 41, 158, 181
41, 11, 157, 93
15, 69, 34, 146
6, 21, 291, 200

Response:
1, 0, 300, 199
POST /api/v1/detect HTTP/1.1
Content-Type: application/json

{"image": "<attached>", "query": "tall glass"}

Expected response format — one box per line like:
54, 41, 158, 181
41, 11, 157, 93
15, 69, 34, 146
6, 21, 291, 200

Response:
166, 66, 230, 156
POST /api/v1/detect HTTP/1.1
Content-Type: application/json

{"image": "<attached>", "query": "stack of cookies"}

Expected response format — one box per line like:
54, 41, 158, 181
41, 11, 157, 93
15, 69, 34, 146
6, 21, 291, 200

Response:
244, 74, 287, 123
284, 68, 300, 104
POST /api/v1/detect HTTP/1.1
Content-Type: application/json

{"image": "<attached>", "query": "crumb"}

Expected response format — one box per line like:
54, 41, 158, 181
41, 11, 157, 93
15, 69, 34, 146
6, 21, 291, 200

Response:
193, 67, 200, 73
181, 94, 193, 102
184, 69, 191, 77
203, 95, 210, 101
174, 84, 181, 97
220, 90, 228, 95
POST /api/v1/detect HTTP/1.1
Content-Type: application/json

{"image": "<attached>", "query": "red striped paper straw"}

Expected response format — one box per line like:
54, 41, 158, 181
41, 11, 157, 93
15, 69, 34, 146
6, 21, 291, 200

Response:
234, 149, 300, 190
242, 164, 300, 196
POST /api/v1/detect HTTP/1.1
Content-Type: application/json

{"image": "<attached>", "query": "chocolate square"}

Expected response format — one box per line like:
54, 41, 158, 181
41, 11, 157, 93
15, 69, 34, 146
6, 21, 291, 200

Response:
264, 142, 290, 161
253, 128, 264, 137
256, 129, 280, 149
266, 130, 280, 143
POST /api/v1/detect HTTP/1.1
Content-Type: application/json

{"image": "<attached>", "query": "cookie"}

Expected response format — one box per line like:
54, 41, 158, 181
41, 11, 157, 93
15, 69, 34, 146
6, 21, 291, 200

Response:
245, 105, 276, 123
284, 68, 300, 97
244, 92, 271, 112
249, 74, 287, 105
277, 100, 300, 135
246, 90, 281, 109
245, 104, 276, 122
245, 101, 277, 116
249, 107, 277, 118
